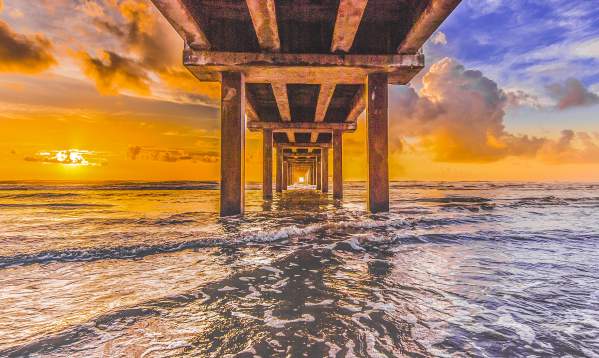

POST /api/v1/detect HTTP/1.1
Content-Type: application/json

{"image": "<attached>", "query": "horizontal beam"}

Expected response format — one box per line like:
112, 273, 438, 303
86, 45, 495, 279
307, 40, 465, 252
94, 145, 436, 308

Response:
284, 155, 319, 159
185, 50, 424, 85
150, 0, 210, 49
248, 121, 356, 131
398, 0, 462, 54
277, 143, 330, 148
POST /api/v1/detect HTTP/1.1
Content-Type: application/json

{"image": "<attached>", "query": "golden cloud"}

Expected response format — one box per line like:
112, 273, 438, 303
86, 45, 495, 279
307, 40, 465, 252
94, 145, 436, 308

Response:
0, 20, 57, 74
390, 58, 599, 164
127, 146, 218, 163
158, 67, 220, 102
24, 149, 106, 166
537, 130, 599, 164
390, 58, 545, 163
75, 50, 151, 95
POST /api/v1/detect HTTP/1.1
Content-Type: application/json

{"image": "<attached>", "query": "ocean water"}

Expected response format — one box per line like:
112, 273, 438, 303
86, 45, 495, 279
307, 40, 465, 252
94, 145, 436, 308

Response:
0, 181, 598, 357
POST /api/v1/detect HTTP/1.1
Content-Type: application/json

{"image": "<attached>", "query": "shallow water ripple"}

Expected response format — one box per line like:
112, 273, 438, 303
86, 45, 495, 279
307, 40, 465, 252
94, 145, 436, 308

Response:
0, 181, 598, 357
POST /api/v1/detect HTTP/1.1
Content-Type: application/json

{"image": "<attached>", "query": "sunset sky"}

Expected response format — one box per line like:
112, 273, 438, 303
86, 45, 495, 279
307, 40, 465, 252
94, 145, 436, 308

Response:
1, 0, 598, 182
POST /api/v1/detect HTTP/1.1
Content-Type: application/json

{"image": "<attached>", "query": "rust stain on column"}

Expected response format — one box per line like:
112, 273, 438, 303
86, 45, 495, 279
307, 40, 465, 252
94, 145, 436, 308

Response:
276, 147, 282, 192
220, 72, 245, 216
321, 148, 329, 193
282, 160, 288, 190
263, 129, 273, 198
333, 129, 343, 199
316, 155, 322, 191
367, 72, 389, 212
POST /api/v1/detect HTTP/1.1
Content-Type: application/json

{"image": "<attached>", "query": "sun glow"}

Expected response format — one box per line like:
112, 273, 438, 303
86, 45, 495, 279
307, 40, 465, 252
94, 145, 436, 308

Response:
25, 149, 96, 167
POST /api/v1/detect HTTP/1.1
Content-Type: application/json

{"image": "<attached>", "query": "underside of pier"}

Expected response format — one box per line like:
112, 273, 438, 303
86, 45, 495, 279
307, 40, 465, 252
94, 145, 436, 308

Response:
151, 0, 461, 215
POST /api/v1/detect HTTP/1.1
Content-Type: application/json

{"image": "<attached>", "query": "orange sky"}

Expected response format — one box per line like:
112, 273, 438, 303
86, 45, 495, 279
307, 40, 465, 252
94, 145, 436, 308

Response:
1, 0, 598, 182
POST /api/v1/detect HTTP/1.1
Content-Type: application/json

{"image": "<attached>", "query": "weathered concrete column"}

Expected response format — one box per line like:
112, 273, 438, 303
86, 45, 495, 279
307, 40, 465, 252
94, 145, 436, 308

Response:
316, 154, 322, 191
282, 160, 288, 190
321, 148, 329, 193
367, 72, 389, 212
262, 129, 273, 198
220, 72, 245, 216
276, 147, 282, 193
333, 129, 343, 199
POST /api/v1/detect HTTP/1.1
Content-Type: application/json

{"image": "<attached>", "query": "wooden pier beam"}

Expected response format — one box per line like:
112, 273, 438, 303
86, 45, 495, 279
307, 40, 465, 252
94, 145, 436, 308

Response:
220, 72, 245, 216
366, 72, 389, 212
262, 129, 273, 198
322, 148, 329, 193
282, 160, 288, 190
276, 147, 282, 193
333, 129, 343, 199
316, 154, 322, 191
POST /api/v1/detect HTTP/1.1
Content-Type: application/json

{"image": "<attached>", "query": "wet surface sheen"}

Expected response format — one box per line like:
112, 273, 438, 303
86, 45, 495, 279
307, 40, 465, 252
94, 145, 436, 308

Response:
0, 181, 598, 357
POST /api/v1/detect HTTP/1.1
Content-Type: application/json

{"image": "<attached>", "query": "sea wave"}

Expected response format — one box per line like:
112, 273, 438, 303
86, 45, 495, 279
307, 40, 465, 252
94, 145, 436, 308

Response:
0, 193, 81, 199
0, 181, 219, 191
0, 203, 112, 209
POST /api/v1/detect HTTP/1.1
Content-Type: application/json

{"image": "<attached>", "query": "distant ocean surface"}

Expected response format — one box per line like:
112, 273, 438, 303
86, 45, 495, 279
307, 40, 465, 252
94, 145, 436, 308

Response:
0, 181, 598, 357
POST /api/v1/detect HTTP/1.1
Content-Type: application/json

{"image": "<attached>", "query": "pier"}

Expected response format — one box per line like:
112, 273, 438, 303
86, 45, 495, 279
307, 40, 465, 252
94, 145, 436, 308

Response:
151, 0, 461, 216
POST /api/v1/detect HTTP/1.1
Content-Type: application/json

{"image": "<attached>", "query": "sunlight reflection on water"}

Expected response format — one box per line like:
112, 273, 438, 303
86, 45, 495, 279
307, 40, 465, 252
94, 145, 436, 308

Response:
0, 181, 598, 357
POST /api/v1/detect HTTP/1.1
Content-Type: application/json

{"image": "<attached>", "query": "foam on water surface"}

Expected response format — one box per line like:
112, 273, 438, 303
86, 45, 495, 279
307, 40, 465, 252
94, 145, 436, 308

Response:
0, 181, 598, 357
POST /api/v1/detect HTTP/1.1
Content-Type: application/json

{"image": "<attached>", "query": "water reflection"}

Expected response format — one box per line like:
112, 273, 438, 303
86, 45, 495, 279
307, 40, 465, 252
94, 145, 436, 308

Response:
0, 182, 598, 357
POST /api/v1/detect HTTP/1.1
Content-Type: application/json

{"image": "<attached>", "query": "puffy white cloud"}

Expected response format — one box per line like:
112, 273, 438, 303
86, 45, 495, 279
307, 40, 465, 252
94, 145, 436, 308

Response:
430, 31, 447, 46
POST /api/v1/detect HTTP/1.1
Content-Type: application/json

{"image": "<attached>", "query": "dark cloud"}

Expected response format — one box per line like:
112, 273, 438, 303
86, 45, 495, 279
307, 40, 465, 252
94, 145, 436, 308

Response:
127, 146, 218, 163
546, 78, 599, 110
0, 20, 56, 73
75, 50, 151, 95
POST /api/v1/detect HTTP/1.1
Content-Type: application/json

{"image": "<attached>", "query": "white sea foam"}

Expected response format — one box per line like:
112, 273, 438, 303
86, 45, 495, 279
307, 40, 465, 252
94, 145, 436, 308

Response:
305, 299, 334, 306
496, 314, 536, 344
264, 310, 315, 328
218, 286, 238, 292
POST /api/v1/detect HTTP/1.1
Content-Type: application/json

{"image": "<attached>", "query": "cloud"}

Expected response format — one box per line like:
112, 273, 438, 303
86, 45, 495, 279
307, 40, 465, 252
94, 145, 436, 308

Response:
546, 78, 599, 110
24, 149, 105, 166
127, 146, 218, 163
390, 58, 546, 163
537, 130, 599, 164
75, 0, 216, 102
430, 31, 447, 46
75, 50, 151, 95
158, 67, 220, 102
77, 0, 105, 17
390, 57, 599, 164
87, 0, 179, 71
0, 20, 57, 74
